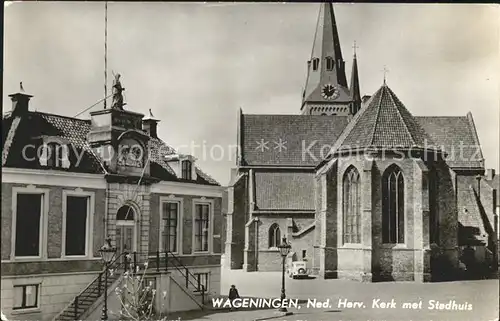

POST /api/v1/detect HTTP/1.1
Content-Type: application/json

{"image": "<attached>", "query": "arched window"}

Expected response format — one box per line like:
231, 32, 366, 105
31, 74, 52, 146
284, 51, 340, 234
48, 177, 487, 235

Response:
312, 58, 320, 71
382, 165, 405, 244
325, 56, 334, 71
117, 205, 135, 221
268, 223, 281, 248
343, 166, 361, 243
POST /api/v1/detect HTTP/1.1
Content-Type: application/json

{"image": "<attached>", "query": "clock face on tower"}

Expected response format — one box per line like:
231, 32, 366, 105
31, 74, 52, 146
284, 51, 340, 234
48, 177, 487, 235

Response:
321, 84, 339, 100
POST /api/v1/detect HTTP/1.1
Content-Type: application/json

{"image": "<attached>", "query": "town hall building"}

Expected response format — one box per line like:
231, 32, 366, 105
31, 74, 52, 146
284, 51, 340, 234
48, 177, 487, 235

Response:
224, 3, 499, 282
1, 77, 225, 320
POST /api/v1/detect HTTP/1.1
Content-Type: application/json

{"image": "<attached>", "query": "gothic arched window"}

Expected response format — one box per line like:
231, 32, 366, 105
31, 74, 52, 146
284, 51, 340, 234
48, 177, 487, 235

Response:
343, 166, 361, 243
325, 56, 334, 71
382, 165, 405, 244
268, 223, 281, 248
312, 58, 320, 71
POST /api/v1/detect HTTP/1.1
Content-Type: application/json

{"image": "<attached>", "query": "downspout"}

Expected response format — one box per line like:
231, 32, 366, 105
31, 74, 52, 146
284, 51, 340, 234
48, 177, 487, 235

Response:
104, 182, 109, 246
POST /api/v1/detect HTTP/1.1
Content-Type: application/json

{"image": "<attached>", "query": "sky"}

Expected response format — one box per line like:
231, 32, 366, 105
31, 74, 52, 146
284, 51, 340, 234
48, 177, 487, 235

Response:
3, 2, 499, 185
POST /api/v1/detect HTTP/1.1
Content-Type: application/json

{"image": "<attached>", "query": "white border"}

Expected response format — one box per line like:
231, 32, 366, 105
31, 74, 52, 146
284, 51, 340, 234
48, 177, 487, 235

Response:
11, 282, 41, 314
61, 189, 95, 259
192, 198, 215, 254
11, 186, 49, 261
159, 196, 184, 254
3, 168, 105, 189
2, 168, 223, 197
152, 181, 223, 197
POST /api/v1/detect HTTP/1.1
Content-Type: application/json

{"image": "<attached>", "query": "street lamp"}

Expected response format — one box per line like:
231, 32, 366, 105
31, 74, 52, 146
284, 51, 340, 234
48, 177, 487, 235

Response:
99, 237, 117, 321
277, 237, 292, 313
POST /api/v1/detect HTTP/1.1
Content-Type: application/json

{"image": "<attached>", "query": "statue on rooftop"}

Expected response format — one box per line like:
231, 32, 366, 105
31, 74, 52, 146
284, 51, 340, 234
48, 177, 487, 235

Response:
111, 73, 126, 110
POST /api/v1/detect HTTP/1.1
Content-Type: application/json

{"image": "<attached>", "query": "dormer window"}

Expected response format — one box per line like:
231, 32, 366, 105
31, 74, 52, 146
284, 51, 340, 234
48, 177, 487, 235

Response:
39, 141, 70, 169
181, 160, 192, 180
312, 58, 320, 71
325, 57, 334, 71
164, 154, 197, 180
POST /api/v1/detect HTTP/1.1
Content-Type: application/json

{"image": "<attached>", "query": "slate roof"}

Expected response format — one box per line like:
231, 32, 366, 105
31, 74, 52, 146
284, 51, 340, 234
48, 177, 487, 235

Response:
2, 111, 219, 185
241, 114, 348, 166
415, 115, 484, 169
331, 84, 440, 154
254, 171, 315, 210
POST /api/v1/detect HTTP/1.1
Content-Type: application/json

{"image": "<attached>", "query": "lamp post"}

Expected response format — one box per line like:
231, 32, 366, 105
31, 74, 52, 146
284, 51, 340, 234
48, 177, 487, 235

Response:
99, 237, 117, 321
277, 237, 292, 313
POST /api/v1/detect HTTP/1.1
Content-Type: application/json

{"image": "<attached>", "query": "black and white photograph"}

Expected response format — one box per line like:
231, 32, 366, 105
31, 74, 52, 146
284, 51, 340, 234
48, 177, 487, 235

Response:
1, 2, 499, 321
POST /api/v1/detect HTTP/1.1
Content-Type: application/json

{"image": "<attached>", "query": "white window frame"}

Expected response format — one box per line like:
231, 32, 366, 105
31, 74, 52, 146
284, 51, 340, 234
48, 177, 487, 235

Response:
192, 198, 214, 254
12, 282, 41, 313
11, 186, 49, 261
61, 189, 95, 259
159, 196, 183, 255
116, 204, 139, 253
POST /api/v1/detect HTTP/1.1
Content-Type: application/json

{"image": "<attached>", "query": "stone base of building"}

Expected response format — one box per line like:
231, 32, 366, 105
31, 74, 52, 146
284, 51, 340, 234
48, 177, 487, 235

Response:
313, 269, 433, 282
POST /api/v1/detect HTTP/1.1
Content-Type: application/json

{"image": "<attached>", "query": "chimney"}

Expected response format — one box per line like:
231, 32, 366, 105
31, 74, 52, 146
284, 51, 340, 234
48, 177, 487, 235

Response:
9, 92, 33, 116
362, 95, 371, 104
142, 109, 160, 138
486, 168, 496, 181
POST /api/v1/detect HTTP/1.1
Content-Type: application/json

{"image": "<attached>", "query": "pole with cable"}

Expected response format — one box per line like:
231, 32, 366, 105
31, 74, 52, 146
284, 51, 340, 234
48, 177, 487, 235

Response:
104, 1, 108, 109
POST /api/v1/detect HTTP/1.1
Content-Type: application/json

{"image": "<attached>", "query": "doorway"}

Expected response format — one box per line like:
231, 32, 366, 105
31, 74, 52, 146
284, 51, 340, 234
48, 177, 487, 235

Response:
116, 205, 137, 264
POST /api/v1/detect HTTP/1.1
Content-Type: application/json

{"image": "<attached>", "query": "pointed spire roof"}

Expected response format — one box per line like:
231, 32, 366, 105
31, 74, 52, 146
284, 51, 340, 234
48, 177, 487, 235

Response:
329, 83, 441, 154
310, 3, 344, 73
349, 45, 361, 115
302, 3, 350, 107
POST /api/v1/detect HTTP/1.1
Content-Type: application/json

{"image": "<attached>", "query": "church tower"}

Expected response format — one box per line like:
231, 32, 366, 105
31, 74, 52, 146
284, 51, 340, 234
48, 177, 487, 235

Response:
301, 3, 352, 116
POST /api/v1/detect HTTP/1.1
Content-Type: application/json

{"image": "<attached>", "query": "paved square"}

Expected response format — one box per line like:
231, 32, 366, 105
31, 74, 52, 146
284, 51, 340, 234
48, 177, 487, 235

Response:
205, 269, 499, 321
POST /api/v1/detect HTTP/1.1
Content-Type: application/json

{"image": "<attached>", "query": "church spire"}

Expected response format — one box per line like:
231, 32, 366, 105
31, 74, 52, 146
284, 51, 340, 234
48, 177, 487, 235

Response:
301, 3, 351, 116
350, 41, 361, 115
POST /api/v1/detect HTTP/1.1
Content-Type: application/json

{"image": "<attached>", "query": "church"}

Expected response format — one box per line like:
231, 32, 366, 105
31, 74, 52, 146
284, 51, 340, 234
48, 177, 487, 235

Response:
224, 3, 499, 282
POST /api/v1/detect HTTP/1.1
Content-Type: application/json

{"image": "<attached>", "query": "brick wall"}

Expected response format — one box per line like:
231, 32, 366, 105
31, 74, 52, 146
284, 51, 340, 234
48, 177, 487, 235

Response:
227, 174, 247, 269
1, 183, 13, 260
148, 192, 222, 256
324, 162, 339, 274
254, 216, 315, 271
436, 164, 458, 267
1, 182, 106, 269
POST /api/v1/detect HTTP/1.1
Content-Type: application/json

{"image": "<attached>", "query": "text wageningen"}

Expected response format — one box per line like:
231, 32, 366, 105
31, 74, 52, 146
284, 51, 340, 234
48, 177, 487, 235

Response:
211, 297, 299, 309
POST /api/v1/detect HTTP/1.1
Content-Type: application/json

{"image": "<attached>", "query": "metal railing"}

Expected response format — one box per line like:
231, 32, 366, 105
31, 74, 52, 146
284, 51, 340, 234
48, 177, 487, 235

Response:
54, 252, 128, 321
54, 250, 207, 320
128, 250, 207, 306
